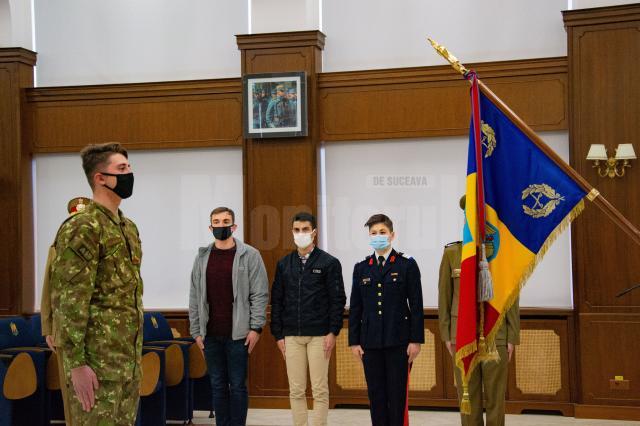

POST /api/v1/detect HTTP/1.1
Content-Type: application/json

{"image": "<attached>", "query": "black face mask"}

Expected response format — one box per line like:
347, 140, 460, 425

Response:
212, 225, 233, 241
101, 172, 134, 199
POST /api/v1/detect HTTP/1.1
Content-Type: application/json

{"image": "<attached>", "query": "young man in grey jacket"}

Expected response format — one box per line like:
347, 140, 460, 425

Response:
189, 207, 269, 426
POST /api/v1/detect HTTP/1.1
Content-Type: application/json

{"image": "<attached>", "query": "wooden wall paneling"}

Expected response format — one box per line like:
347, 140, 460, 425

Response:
23, 79, 243, 153
329, 310, 573, 412
154, 309, 574, 411
505, 311, 575, 416
567, 12, 640, 314
407, 318, 446, 401
236, 31, 325, 403
574, 404, 640, 422
507, 319, 570, 404
577, 314, 640, 410
318, 58, 568, 142
566, 313, 580, 405
331, 315, 454, 408
248, 313, 293, 401
0, 48, 36, 316
565, 5, 640, 314
564, 4, 640, 420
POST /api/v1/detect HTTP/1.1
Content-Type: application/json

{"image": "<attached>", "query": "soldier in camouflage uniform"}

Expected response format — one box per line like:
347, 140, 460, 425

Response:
49, 142, 144, 425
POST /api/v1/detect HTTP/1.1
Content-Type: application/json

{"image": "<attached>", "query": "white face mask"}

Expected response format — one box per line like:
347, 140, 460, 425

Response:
293, 232, 314, 249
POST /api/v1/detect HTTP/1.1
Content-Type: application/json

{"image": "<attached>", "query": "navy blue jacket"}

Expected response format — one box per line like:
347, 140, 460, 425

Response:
270, 248, 346, 341
348, 249, 424, 349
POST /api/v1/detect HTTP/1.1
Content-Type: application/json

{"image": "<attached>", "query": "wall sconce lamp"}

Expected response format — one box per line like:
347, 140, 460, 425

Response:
586, 143, 636, 178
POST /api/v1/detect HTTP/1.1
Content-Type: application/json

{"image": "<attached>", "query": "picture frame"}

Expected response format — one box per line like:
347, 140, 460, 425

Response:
242, 72, 307, 139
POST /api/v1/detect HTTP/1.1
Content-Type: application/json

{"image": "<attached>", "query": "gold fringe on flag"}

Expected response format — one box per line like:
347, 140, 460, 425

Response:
477, 301, 499, 362
454, 338, 480, 415
456, 199, 586, 418
482, 199, 586, 353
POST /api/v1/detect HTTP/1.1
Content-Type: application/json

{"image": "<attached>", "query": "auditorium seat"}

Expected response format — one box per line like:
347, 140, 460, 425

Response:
137, 346, 167, 426
29, 313, 67, 422
0, 317, 49, 425
143, 312, 193, 424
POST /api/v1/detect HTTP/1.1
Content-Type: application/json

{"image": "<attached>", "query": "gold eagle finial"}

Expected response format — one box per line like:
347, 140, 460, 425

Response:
427, 38, 468, 76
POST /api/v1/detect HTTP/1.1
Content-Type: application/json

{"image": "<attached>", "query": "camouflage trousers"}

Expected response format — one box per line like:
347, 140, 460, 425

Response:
69, 378, 140, 426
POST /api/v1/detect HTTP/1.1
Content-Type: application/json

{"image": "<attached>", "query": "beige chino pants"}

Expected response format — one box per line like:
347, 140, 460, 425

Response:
284, 336, 330, 426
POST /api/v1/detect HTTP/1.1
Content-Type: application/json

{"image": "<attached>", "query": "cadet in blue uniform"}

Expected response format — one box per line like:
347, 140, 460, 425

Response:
348, 213, 425, 426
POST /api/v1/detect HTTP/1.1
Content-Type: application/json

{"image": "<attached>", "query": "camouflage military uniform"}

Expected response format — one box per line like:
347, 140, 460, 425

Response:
50, 201, 144, 425
438, 241, 520, 426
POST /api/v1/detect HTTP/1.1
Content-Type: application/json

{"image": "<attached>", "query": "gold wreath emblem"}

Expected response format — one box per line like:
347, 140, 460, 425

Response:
522, 184, 565, 218
10, 322, 18, 336
151, 316, 159, 329
481, 121, 496, 158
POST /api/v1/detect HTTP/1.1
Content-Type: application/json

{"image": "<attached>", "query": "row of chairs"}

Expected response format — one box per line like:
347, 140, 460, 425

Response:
0, 312, 213, 425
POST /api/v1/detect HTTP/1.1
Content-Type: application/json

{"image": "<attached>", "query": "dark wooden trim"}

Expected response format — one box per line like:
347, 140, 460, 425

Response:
0, 49, 36, 315
318, 57, 567, 88
249, 396, 293, 409
0, 47, 37, 66
575, 404, 640, 421
236, 30, 326, 51
25, 78, 241, 102
567, 313, 580, 405
563, 3, 640, 28
143, 308, 576, 320
507, 401, 574, 416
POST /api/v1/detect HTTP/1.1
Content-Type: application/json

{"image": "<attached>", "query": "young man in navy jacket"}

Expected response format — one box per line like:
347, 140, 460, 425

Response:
271, 212, 346, 426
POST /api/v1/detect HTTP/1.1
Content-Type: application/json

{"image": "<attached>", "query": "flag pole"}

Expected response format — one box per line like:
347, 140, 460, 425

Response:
428, 38, 640, 248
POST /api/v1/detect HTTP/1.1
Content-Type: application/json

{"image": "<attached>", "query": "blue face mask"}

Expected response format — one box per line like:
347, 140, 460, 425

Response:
369, 235, 390, 251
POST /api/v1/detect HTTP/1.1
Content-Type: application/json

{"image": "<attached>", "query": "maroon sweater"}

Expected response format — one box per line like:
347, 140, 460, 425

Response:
206, 245, 236, 337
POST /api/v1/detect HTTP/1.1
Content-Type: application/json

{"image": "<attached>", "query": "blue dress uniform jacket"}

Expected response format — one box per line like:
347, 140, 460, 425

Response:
349, 249, 424, 349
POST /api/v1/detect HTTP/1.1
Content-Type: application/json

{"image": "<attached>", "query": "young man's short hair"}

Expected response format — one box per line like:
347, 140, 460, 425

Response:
364, 214, 394, 232
80, 142, 128, 188
292, 212, 316, 229
210, 207, 235, 223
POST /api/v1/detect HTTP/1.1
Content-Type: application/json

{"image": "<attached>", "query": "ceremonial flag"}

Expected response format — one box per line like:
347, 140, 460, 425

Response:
455, 72, 588, 412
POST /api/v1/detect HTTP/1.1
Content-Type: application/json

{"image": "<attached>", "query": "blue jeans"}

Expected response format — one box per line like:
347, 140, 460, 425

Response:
203, 336, 249, 426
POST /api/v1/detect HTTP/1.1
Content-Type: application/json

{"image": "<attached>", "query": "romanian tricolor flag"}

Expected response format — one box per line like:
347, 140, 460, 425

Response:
455, 72, 588, 412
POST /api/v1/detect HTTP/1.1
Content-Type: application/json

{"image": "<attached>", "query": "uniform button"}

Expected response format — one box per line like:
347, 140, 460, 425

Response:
378, 310, 382, 315
377, 283, 382, 288
377, 292, 382, 296
377, 301, 382, 306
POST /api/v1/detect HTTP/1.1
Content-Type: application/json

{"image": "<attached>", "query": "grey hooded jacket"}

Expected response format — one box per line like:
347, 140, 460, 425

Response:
189, 238, 269, 341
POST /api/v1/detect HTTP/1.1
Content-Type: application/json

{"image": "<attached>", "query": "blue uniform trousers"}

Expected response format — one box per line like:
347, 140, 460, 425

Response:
362, 345, 409, 426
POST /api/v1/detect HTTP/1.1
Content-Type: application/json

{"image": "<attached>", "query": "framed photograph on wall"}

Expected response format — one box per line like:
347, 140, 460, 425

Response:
242, 72, 307, 139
